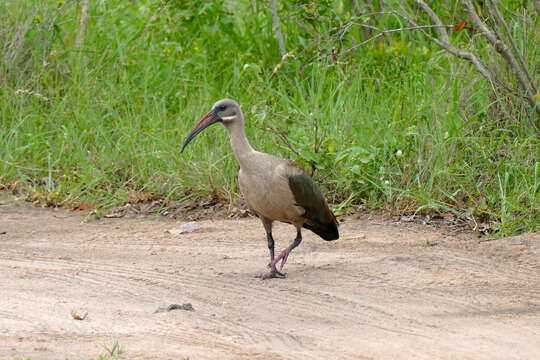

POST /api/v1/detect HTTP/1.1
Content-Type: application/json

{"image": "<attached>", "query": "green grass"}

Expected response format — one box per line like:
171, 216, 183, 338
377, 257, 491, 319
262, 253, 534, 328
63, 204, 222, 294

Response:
89, 341, 124, 360
0, 1, 538, 235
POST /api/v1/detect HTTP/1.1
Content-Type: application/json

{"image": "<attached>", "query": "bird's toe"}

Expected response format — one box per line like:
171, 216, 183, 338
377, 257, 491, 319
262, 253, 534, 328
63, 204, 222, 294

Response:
259, 271, 287, 280
256, 266, 287, 280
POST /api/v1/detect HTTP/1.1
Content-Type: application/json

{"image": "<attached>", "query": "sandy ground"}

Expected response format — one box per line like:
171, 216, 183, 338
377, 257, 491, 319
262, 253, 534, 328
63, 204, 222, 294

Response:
1, 200, 539, 360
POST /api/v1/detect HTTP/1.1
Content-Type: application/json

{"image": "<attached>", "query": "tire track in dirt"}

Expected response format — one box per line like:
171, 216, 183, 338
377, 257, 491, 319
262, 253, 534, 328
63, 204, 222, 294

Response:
4, 253, 441, 353
2, 266, 281, 358
4, 256, 363, 319
1, 256, 342, 353
6, 251, 539, 324
8, 243, 540, 323
5, 255, 382, 320
2, 203, 539, 359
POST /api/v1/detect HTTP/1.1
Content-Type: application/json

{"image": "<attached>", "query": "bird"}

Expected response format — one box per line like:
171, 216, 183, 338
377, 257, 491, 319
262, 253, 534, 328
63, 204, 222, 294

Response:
181, 99, 339, 279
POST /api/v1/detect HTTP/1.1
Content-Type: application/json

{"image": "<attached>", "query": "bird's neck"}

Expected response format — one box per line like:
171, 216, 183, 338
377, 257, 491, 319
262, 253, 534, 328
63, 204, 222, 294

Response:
224, 119, 256, 168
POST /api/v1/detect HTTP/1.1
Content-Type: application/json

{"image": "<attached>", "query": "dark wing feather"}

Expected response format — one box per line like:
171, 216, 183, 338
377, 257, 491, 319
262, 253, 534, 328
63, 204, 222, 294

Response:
288, 173, 339, 241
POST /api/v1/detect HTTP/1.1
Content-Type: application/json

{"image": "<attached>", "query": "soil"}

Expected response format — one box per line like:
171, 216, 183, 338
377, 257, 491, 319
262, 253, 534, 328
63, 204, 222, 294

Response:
1, 198, 539, 359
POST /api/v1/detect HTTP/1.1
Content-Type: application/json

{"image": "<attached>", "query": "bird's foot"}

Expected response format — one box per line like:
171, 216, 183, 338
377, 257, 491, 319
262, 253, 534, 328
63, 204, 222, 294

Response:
256, 265, 286, 280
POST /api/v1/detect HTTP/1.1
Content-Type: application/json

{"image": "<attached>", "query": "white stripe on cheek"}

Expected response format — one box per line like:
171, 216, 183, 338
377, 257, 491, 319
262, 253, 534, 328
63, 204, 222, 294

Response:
221, 116, 236, 121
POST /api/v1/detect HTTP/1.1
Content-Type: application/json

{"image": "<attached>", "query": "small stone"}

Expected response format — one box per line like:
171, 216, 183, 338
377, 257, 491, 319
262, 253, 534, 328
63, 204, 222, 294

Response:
154, 303, 194, 314
71, 309, 88, 320
179, 221, 197, 234
165, 221, 197, 235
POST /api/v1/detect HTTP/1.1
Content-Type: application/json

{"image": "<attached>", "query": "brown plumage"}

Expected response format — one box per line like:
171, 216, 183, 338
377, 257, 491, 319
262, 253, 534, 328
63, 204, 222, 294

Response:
181, 99, 339, 279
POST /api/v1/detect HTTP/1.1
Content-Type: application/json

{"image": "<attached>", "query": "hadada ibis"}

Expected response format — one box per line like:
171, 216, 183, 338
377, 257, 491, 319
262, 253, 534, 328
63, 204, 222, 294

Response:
181, 99, 339, 279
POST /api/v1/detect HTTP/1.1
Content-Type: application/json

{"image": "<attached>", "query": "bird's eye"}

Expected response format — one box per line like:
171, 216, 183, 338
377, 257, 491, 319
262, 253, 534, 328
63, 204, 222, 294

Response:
218, 105, 227, 111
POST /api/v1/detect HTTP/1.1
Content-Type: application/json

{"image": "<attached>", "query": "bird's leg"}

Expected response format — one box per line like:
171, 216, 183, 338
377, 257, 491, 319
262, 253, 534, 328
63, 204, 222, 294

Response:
271, 230, 302, 270
264, 232, 286, 278
267, 232, 275, 264
255, 230, 286, 279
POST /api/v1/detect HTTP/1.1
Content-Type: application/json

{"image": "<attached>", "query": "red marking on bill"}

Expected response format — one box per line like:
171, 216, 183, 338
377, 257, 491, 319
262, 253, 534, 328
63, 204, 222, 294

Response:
195, 111, 212, 128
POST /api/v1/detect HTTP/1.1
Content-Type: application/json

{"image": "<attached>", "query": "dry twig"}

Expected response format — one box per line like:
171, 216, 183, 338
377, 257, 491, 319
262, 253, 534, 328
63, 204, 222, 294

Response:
412, 0, 494, 82
263, 125, 301, 157
485, 1, 538, 102
269, 0, 287, 56
75, 0, 89, 48
462, 0, 540, 127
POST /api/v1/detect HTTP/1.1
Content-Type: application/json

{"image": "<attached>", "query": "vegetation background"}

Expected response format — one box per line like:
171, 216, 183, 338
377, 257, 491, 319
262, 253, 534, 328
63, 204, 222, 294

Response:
0, 0, 538, 236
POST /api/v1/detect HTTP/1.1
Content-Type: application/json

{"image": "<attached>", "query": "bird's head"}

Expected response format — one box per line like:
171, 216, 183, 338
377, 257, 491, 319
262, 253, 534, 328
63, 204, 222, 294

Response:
181, 98, 241, 153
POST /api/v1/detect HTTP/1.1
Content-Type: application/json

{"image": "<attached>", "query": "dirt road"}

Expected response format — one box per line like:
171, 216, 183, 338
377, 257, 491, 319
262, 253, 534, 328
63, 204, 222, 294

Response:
1, 200, 539, 359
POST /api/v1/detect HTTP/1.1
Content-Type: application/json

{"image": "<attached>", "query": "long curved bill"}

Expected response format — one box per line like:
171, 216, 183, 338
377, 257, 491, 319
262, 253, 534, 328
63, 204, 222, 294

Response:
181, 109, 220, 153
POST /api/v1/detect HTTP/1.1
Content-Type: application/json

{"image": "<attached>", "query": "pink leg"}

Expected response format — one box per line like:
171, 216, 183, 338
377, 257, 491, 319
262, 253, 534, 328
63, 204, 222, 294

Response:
270, 230, 303, 270
270, 249, 290, 270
